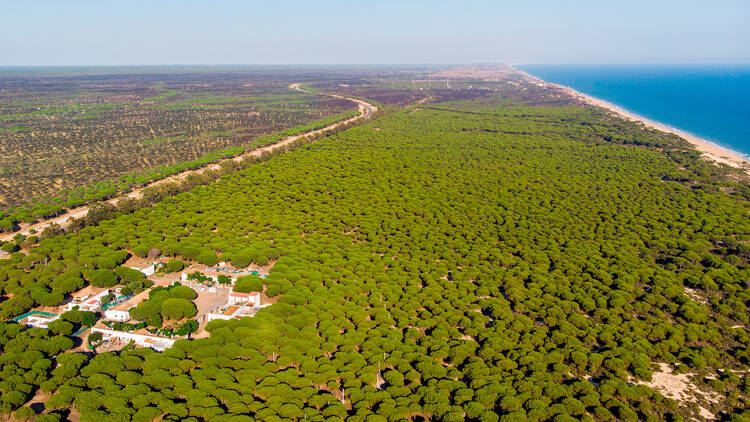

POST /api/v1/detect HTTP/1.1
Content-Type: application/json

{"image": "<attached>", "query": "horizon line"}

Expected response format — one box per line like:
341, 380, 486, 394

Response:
2, 61, 750, 68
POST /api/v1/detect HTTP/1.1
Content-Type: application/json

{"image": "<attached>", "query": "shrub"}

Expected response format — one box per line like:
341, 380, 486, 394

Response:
230, 252, 252, 268
48, 320, 74, 336
89, 269, 118, 288
233, 275, 264, 293
114, 266, 145, 283
166, 259, 184, 273
13, 406, 35, 421
134, 245, 150, 259
1, 242, 18, 253
161, 298, 197, 320
170, 285, 197, 300
196, 250, 218, 267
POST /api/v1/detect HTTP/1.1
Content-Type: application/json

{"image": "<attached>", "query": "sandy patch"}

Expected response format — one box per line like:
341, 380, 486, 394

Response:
638, 363, 721, 420
684, 287, 709, 305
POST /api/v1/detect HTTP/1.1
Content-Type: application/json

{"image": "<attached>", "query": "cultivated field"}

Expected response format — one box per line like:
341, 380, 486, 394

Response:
0, 70, 355, 212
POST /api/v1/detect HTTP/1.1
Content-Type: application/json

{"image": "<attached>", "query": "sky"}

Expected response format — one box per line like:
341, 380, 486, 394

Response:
1, 0, 749, 66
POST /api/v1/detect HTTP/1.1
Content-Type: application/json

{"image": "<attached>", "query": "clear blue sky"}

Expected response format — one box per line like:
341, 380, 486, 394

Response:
2, 0, 748, 65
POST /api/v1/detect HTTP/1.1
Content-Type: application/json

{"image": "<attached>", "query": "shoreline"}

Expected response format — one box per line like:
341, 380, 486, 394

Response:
515, 68, 750, 171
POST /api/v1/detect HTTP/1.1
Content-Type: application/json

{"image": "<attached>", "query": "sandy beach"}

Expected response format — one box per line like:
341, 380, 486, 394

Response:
515, 68, 750, 171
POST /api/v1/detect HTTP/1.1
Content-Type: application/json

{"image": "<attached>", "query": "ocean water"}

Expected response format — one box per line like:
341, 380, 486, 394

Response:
518, 65, 750, 157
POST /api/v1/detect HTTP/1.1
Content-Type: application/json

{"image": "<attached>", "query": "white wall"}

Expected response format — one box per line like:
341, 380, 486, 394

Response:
26, 314, 60, 329
92, 327, 176, 351
104, 310, 131, 322
140, 264, 155, 277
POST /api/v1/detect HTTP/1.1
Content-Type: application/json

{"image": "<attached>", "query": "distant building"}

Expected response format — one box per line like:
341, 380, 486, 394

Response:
181, 272, 218, 283
91, 327, 176, 352
130, 264, 155, 277
103, 309, 131, 322
25, 312, 60, 329
206, 305, 240, 322
205, 304, 256, 322
228, 291, 261, 307
63, 289, 110, 313
205, 290, 261, 322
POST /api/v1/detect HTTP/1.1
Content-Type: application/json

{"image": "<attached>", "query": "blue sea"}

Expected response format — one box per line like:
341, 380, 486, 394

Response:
517, 65, 750, 158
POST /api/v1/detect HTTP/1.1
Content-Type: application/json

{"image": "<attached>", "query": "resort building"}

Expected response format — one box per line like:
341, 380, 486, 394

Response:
17, 311, 60, 329
28, 313, 60, 328
205, 303, 257, 322
129, 264, 155, 277
103, 309, 131, 322
205, 289, 262, 322
228, 291, 261, 306
91, 327, 176, 352
204, 264, 268, 280
63, 289, 111, 313
181, 272, 219, 283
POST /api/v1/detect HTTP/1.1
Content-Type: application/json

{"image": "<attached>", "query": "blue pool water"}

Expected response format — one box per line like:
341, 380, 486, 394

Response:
518, 65, 750, 157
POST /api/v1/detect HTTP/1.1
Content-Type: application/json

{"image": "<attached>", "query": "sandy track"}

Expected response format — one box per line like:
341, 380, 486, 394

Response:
1, 85, 377, 242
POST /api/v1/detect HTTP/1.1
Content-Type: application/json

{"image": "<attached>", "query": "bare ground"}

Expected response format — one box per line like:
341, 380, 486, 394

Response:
1, 85, 377, 243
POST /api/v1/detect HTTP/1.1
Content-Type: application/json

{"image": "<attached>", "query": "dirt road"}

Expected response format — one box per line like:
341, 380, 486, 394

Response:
1, 85, 377, 242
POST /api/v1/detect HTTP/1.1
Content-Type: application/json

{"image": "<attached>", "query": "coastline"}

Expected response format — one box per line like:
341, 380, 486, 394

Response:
515, 68, 750, 170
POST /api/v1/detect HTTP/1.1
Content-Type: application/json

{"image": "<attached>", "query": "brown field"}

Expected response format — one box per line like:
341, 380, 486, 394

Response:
0, 71, 355, 209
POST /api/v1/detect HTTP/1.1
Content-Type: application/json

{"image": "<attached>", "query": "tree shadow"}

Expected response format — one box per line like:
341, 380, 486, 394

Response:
29, 401, 45, 413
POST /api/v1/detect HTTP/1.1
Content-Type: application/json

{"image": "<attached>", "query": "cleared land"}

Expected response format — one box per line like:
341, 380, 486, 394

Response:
0, 70, 356, 215
0, 84, 376, 242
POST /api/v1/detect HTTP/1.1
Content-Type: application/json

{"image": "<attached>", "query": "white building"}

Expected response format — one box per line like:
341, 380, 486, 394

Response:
205, 290, 261, 322
205, 305, 240, 322
205, 304, 256, 322
129, 264, 155, 277
63, 289, 110, 313
181, 272, 218, 283
25, 313, 60, 329
103, 309, 131, 322
91, 327, 176, 352
228, 291, 261, 307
